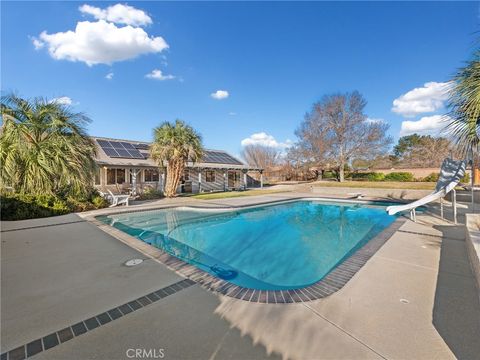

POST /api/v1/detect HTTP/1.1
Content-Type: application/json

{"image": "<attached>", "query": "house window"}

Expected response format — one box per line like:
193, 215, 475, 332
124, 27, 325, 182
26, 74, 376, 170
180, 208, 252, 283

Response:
144, 169, 159, 182
106, 168, 125, 184
94, 168, 101, 185
205, 170, 215, 183
183, 169, 189, 181
107, 169, 116, 185
116, 169, 125, 184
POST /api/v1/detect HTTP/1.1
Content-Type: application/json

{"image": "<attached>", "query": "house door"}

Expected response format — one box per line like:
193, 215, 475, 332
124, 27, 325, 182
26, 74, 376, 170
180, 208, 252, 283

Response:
228, 171, 239, 188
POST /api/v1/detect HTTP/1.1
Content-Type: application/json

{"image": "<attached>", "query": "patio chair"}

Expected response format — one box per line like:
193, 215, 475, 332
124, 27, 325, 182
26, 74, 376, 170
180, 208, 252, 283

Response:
107, 189, 130, 207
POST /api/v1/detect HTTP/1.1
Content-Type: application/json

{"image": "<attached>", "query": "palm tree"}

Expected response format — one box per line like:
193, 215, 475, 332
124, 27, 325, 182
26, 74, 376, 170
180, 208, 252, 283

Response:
0, 94, 97, 195
446, 49, 480, 156
151, 119, 203, 197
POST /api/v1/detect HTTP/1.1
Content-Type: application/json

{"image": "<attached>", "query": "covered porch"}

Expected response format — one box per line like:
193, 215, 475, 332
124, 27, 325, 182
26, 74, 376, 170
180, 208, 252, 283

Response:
94, 165, 164, 196
184, 164, 264, 194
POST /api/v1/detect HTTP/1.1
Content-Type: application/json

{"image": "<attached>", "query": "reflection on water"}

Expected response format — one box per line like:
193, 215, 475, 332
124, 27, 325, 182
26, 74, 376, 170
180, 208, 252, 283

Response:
98, 201, 395, 290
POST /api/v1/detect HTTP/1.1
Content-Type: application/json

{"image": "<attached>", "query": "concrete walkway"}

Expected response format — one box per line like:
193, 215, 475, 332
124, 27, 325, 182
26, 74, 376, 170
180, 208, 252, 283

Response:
2, 194, 479, 359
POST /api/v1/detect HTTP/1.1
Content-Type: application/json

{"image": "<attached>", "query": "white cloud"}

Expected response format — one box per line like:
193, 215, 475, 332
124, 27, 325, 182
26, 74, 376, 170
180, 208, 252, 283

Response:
211, 90, 229, 100
32, 38, 44, 50
32, 20, 168, 66
105, 72, 114, 80
50, 96, 73, 105
241, 132, 292, 149
228, 112, 237, 116
392, 82, 450, 117
400, 115, 451, 136
365, 117, 386, 124
79, 4, 152, 26
145, 69, 175, 80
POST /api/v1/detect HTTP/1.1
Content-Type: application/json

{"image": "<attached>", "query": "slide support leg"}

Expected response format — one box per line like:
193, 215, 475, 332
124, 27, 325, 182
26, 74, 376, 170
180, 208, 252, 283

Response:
452, 189, 457, 224
410, 209, 417, 222
440, 197, 444, 219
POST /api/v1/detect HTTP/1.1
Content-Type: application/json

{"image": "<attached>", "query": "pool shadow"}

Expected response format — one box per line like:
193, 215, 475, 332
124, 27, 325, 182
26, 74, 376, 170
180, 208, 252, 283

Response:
432, 225, 480, 360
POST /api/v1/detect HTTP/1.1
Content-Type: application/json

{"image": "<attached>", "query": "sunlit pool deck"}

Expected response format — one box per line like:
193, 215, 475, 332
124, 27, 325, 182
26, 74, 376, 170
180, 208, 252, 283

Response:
2, 191, 479, 359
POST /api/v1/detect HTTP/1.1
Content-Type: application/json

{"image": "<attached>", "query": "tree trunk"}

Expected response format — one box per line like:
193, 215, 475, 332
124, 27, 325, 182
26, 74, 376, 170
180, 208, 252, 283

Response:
339, 162, 345, 182
339, 146, 345, 182
164, 159, 184, 197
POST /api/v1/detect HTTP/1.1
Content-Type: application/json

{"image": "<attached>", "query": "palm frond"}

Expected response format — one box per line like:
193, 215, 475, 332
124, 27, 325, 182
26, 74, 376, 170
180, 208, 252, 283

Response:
445, 49, 480, 156
0, 93, 97, 195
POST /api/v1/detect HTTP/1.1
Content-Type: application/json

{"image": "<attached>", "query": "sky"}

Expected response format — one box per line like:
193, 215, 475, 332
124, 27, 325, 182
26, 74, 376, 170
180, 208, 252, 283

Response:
1, 1, 479, 157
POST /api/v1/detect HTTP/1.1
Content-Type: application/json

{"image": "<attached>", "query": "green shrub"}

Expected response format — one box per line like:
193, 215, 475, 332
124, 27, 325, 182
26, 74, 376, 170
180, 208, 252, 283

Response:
422, 172, 439, 182
0, 189, 109, 221
383, 172, 414, 182
461, 172, 470, 183
92, 195, 109, 208
322, 171, 335, 179
351, 172, 385, 181
0, 193, 71, 220
421, 172, 470, 183
138, 188, 164, 200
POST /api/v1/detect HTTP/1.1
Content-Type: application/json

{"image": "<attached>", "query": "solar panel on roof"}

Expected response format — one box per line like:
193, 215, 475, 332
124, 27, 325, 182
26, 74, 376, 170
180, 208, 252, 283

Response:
97, 139, 111, 148
126, 149, 143, 158
120, 142, 136, 150
202, 151, 243, 165
97, 140, 145, 159
116, 149, 132, 158
103, 147, 120, 157
110, 142, 125, 150
135, 143, 150, 150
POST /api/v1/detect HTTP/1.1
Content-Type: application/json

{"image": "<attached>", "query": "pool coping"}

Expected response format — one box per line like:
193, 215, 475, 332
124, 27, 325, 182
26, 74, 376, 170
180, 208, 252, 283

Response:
84, 197, 407, 304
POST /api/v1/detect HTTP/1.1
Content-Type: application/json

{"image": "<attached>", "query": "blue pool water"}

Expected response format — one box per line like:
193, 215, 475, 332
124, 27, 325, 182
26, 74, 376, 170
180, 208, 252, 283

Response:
98, 200, 396, 290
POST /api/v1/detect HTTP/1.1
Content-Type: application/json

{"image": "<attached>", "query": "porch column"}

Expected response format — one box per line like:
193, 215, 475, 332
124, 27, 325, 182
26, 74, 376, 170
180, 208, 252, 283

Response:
198, 170, 202, 193
223, 171, 227, 191
161, 172, 165, 192
243, 170, 248, 190
131, 168, 137, 196
260, 170, 264, 189
102, 166, 107, 190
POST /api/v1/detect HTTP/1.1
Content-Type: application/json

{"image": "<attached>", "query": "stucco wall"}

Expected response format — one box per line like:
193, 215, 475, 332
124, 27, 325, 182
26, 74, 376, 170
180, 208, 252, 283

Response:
369, 168, 440, 179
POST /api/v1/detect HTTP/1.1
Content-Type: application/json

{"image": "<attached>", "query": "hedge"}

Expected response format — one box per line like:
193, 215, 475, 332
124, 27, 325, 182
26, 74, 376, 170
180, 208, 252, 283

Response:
422, 172, 439, 182
421, 172, 470, 183
383, 172, 415, 182
1, 191, 109, 221
351, 172, 385, 181
322, 171, 336, 179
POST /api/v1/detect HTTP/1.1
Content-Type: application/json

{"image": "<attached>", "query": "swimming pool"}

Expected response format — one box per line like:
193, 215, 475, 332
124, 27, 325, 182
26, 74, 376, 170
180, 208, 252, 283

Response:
98, 200, 396, 291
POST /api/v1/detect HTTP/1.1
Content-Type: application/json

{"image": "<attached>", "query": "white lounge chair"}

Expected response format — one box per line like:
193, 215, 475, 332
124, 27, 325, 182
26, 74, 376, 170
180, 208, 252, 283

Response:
386, 158, 466, 223
107, 190, 130, 207
99, 190, 130, 207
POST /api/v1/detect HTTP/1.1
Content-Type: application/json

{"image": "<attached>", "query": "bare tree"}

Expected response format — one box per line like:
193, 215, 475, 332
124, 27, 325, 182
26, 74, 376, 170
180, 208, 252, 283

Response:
392, 134, 459, 168
241, 144, 280, 169
295, 91, 392, 181
282, 146, 314, 181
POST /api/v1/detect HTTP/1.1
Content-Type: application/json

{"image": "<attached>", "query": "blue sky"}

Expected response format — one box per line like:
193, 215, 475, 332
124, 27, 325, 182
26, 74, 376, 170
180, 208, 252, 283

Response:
2, 1, 479, 157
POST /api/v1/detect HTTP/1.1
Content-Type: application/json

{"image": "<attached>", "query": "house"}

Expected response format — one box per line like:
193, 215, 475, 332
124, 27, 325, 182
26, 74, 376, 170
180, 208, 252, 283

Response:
91, 136, 263, 194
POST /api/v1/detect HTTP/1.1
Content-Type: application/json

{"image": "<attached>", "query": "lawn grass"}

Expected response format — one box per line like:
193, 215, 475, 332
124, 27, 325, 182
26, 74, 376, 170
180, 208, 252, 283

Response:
190, 189, 291, 200
311, 181, 436, 190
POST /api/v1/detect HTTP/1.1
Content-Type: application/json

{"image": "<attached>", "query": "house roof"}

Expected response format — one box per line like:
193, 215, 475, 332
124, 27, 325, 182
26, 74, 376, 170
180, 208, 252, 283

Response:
91, 136, 262, 171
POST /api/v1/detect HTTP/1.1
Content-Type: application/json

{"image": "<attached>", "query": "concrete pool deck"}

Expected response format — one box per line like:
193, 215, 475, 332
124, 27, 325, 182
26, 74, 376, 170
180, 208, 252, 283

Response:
1, 192, 480, 359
